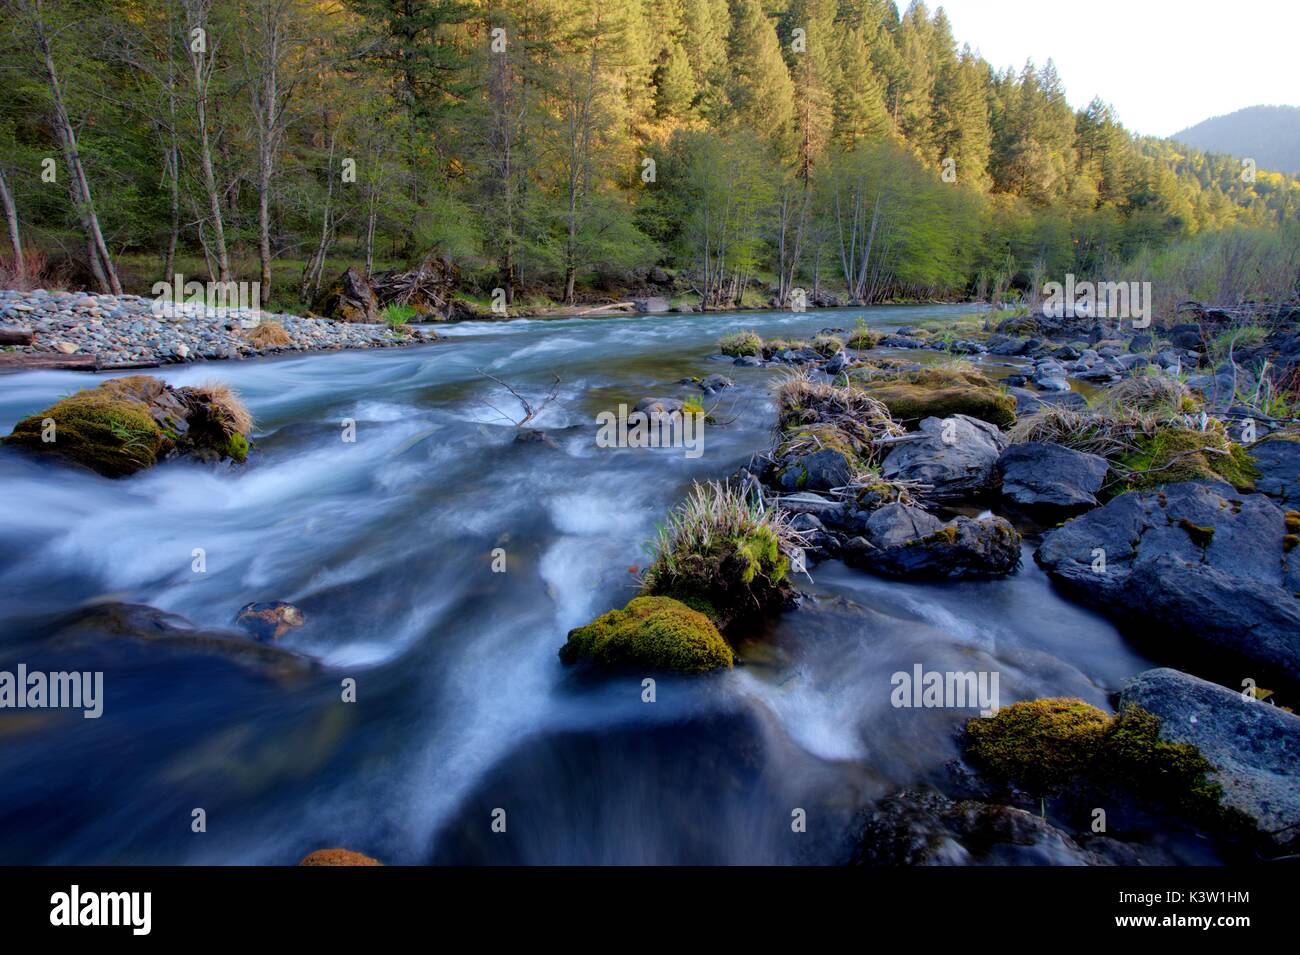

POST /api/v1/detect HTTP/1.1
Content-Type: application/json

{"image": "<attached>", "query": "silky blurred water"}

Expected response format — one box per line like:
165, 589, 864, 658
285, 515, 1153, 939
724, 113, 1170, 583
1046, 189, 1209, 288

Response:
0, 305, 1174, 864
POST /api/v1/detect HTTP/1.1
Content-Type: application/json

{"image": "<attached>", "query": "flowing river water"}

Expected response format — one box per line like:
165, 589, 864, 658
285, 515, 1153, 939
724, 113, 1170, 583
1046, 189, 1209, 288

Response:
0, 304, 1189, 865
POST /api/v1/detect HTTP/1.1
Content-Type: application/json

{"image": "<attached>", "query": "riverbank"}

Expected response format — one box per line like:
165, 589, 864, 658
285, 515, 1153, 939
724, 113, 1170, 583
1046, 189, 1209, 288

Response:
0, 289, 438, 371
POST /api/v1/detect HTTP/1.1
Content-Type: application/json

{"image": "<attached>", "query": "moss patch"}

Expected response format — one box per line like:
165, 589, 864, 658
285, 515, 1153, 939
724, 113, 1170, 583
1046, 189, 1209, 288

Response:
1117, 424, 1259, 493
718, 330, 763, 357
857, 367, 1016, 428
559, 595, 733, 672
965, 698, 1231, 824
965, 698, 1109, 795
3, 389, 166, 477
1177, 517, 1215, 548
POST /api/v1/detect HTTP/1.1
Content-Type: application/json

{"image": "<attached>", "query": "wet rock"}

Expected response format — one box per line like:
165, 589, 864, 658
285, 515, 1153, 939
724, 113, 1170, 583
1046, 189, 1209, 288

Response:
850, 513, 1021, 579
514, 428, 560, 449
733, 355, 763, 367
632, 397, 684, 416
698, 374, 733, 394
235, 601, 306, 642
632, 296, 670, 313
1036, 481, 1289, 600
52, 603, 314, 677
881, 415, 1007, 501
1120, 668, 1300, 850
1037, 482, 1300, 686
1119, 556, 1300, 686
851, 788, 1106, 866
997, 442, 1108, 510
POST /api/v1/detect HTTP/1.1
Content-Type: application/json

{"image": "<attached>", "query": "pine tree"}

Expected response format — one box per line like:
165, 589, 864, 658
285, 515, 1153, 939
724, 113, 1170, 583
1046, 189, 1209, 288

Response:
726, 0, 795, 156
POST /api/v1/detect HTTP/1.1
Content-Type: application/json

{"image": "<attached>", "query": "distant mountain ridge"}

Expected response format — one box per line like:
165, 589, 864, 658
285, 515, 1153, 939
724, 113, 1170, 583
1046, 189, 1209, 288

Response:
1172, 105, 1300, 175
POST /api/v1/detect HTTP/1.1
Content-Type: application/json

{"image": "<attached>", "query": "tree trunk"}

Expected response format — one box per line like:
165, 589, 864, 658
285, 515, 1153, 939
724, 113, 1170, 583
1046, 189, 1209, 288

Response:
0, 167, 23, 277
186, 1, 231, 283
29, 0, 120, 293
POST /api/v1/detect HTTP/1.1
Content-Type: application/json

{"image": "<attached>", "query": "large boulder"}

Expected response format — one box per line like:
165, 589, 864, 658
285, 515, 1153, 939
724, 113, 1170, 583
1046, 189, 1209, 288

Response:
881, 415, 1007, 501
1036, 481, 1289, 600
1037, 482, 1300, 686
1250, 436, 1300, 504
1120, 668, 1300, 850
3, 375, 252, 477
1120, 556, 1300, 686
848, 513, 1021, 580
311, 266, 379, 323
996, 442, 1108, 511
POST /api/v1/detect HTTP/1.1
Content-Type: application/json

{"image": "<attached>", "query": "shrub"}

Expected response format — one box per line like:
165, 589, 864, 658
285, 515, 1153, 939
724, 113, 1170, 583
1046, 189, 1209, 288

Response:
381, 303, 419, 327
718, 330, 763, 357
641, 480, 802, 628
810, 333, 844, 357
846, 319, 879, 350
559, 596, 733, 672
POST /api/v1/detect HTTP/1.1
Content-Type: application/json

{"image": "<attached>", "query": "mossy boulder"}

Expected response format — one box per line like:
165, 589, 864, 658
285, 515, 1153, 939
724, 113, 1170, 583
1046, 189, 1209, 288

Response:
965, 697, 1228, 822
718, 330, 763, 357
856, 367, 1016, 428
771, 423, 864, 491
559, 596, 733, 672
3, 375, 253, 477
1117, 423, 1258, 493
965, 698, 1109, 795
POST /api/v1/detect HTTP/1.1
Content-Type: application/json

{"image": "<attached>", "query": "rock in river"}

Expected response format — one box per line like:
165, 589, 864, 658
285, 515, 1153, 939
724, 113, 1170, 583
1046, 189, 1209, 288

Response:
1120, 668, 1300, 850
881, 415, 1007, 501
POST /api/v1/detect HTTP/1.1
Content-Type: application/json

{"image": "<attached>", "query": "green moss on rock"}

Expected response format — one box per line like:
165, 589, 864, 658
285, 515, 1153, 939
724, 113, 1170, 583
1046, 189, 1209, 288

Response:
559, 595, 733, 672
965, 698, 1109, 795
857, 367, 1016, 428
718, 330, 763, 357
3, 388, 166, 477
1117, 424, 1258, 493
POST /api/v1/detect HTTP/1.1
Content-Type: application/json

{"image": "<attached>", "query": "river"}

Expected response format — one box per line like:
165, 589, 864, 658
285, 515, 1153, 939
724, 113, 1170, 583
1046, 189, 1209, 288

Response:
0, 304, 1177, 864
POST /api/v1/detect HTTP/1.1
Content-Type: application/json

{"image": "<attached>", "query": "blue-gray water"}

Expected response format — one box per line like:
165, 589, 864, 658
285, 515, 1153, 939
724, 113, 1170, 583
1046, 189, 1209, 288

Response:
0, 305, 1172, 864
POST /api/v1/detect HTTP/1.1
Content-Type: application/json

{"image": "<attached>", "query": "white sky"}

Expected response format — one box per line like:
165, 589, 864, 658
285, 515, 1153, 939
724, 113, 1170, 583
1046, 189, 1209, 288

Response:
921, 0, 1300, 137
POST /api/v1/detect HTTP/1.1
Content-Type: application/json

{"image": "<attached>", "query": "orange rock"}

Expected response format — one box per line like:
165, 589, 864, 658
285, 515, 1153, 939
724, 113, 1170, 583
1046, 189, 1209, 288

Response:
298, 848, 383, 866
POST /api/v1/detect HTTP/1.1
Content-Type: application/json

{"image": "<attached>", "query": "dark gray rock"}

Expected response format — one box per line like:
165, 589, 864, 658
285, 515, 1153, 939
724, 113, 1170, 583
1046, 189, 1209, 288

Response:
997, 442, 1108, 510
882, 415, 1008, 501
862, 503, 943, 549
774, 447, 854, 492
849, 513, 1021, 579
1008, 387, 1089, 415
698, 373, 734, 395
632, 397, 684, 416
1120, 668, 1300, 848
1250, 438, 1300, 504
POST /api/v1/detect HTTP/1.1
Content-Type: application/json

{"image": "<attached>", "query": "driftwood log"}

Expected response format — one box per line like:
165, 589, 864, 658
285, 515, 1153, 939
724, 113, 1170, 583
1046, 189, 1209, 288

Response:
0, 325, 34, 345
371, 254, 458, 317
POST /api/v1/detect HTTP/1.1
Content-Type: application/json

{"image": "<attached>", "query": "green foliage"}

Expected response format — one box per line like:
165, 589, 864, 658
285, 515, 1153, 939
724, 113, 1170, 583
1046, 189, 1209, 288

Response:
381, 304, 419, 327
1117, 423, 1258, 493
641, 480, 799, 627
559, 595, 733, 672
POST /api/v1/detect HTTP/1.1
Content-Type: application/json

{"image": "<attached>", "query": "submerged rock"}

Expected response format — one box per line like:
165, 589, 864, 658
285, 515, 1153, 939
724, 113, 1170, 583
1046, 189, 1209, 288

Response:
51, 603, 314, 677
996, 442, 1108, 511
881, 415, 1007, 501
559, 595, 732, 673
1120, 668, 1300, 850
235, 601, 306, 642
3, 375, 252, 477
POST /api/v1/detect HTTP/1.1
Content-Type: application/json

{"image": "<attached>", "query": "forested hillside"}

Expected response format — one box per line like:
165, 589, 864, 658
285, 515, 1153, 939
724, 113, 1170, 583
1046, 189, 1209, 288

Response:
1174, 105, 1300, 176
1, 0, 1296, 310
